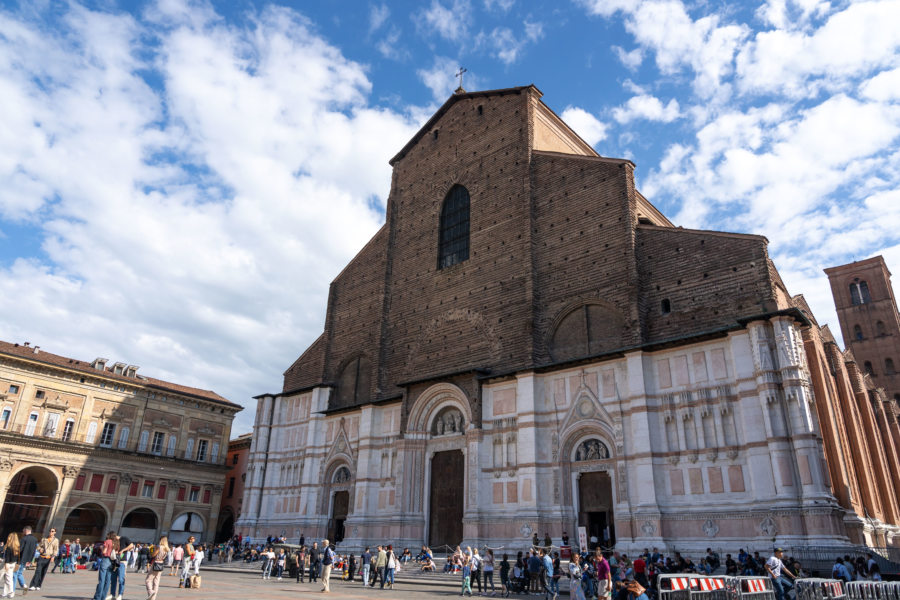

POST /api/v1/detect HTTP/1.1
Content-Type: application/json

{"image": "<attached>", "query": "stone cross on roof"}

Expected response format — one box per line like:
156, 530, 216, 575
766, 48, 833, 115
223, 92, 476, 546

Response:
455, 67, 467, 94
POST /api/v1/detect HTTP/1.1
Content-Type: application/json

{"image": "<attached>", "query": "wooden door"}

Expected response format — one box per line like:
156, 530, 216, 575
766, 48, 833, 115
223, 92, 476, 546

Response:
429, 450, 464, 549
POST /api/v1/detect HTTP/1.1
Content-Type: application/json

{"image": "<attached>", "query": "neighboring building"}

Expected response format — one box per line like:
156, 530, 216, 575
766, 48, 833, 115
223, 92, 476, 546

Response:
217, 432, 251, 541
237, 85, 900, 552
825, 256, 900, 405
0, 340, 241, 543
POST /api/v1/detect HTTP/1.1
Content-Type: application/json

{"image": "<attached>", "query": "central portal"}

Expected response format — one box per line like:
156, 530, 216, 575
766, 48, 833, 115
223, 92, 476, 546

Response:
578, 471, 615, 548
429, 450, 464, 549
329, 491, 349, 543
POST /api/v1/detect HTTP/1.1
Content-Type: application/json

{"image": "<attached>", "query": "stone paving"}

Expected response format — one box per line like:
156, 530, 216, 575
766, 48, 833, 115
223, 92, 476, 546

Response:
12, 567, 488, 600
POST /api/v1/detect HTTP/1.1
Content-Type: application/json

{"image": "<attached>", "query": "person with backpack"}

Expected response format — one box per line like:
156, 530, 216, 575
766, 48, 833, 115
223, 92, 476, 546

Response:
320, 539, 335, 593
385, 545, 397, 590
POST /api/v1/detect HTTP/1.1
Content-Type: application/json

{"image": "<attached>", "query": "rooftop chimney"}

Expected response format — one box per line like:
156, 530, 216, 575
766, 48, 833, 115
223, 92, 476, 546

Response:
33, 346, 40, 354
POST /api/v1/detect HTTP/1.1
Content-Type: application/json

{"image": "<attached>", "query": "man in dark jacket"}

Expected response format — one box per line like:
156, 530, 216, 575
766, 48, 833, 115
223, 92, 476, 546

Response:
308, 542, 319, 582
16, 525, 38, 594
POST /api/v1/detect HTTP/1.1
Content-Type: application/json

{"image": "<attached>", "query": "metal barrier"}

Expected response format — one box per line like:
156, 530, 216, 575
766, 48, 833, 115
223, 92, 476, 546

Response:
732, 576, 777, 600
658, 575, 737, 600
847, 581, 884, 600
795, 578, 847, 600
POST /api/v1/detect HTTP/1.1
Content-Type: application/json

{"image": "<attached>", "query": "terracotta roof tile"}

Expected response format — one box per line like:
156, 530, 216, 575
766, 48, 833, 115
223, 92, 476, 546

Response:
0, 339, 240, 408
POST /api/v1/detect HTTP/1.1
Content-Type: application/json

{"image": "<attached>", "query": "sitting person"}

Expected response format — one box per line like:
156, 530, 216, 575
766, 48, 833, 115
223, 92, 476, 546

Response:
422, 557, 436, 572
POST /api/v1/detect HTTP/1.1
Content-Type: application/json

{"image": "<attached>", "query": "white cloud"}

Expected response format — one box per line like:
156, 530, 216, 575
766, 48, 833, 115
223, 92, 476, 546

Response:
612, 45, 643, 70
483, 20, 543, 65
376, 26, 405, 59
756, 0, 830, 30
612, 94, 680, 124
737, 1, 900, 97
484, 0, 515, 11
369, 4, 390, 32
560, 106, 608, 147
414, 0, 471, 42
860, 67, 900, 102
0, 2, 420, 432
417, 55, 465, 101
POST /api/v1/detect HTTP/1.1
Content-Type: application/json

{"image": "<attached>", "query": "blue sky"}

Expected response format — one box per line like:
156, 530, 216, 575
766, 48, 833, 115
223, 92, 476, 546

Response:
1, 0, 899, 433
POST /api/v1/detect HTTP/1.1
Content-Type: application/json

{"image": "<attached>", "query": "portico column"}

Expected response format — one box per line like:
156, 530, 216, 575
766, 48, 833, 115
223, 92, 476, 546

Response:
206, 484, 224, 543
49, 465, 79, 533
0, 458, 15, 508
161, 480, 182, 535
110, 473, 133, 529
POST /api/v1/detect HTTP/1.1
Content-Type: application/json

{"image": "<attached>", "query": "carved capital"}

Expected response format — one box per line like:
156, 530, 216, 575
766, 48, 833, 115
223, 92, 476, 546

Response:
120, 473, 134, 484
62, 465, 79, 478
213, 484, 223, 493
0, 458, 14, 472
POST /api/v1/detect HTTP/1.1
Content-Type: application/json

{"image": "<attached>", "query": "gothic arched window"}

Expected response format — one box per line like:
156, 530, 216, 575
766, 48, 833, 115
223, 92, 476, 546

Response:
438, 185, 470, 269
886, 358, 896, 375
864, 361, 875, 376
854, 325, 864, 341
850, 280, 871, 305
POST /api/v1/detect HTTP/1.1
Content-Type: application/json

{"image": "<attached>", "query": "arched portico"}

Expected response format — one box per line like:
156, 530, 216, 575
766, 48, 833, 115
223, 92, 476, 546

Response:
63, 502, 109, 541
0, 465, 60, 537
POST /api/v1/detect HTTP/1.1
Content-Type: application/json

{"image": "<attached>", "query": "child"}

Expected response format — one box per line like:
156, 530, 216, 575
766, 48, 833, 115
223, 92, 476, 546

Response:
461, 553, 473, 596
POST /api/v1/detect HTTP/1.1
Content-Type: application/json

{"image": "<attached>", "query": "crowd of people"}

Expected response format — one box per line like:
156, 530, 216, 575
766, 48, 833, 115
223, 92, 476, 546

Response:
1, 525, 890, 600
0, 525, 208, 600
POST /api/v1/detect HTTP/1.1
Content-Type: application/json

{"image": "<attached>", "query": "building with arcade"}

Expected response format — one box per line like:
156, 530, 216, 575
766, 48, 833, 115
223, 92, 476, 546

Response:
0, 340, 241, 543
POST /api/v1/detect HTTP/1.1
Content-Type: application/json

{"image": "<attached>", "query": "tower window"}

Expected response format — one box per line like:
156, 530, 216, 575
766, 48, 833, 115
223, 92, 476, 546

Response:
886, 358, 896, 376
661, 299, 671, 314
853, 325, 864, 341
438, 185, 470, 269
850, 280, 871, 305
864, 361, 875, 376
876, 321, 886, 336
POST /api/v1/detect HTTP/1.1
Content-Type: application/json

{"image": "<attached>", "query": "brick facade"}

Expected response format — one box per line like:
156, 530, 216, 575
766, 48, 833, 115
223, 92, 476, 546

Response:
239, 86, 900, 552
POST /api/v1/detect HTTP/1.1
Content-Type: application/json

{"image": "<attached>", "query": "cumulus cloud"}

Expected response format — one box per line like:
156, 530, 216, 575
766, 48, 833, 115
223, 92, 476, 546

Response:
561, 107, 608, 147
612, 45, 643, 70
369, 4, 390, 32
0, 1, 420, 431
414, 0, 472, 41
612, 95, 680, 124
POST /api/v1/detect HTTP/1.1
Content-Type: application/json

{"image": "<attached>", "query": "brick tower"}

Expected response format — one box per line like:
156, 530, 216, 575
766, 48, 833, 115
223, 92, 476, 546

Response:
825, 255, 900, 403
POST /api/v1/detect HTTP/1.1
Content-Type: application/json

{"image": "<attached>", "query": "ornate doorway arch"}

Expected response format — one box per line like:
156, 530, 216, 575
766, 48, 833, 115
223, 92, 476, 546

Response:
408, 382, 472, 549
561, 431, 618, 550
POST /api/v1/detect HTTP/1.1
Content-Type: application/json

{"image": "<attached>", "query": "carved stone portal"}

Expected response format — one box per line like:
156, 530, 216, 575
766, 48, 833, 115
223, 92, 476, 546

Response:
333, 466, 352, 484
574, 438, 610, 461
432, 407, 465, 436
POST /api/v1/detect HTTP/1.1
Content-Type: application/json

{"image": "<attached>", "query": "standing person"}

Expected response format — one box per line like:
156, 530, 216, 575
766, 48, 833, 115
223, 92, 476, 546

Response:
540, 548, 554, 600
179, 536, 196, 588
372, 545, 386, 588
320, 539, 335, 593
309, 542, 320, 583
384, 545, 396, 590
596, 551, 612, 600
347, 554, 356, 583
169, 544, 182, 577
360, 547, 371, 587
471, 548, 482, 595
109, 533, 134, 600
766, 548, 796, 600
499, 553, 511, 599
91, 532, 119, 600
275, 548, 287, 580
28, 527, 58, 591
484, 549, 496, 596
2, 533, 19, 599
460, 552, 473, 597
145, 536, 169, 600
550, 551, 561, 600
568, 554, 587, 600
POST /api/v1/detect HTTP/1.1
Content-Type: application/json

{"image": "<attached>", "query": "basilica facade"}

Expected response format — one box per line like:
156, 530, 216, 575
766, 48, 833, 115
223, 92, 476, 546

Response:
236, 85, 900, 553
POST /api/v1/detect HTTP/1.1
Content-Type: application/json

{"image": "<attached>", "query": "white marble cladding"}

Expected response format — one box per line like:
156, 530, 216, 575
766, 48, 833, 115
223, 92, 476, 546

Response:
236, 317, 847, 553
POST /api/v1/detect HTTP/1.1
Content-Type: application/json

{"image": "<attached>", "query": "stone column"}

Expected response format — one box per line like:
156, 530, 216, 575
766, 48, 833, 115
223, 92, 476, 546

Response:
161, 480, 182, 535
49, 465, 79, 532
110, 473, 133, 530
0, 458, 15, 509
205, 484, 224, 543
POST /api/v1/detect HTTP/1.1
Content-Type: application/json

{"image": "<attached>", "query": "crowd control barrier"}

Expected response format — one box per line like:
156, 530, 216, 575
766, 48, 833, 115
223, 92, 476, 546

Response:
795, 578, 847, 600
846, 582, 900, 600
732, 576, 777, 600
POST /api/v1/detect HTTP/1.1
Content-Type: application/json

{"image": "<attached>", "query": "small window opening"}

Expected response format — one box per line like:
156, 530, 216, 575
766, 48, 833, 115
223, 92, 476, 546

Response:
886, 358, 896, 376
477, 105, 483, 115
854, 324, 864, 341
433, 130, 439, 140
864, 361, 875, 376
661, 299, 671, 314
